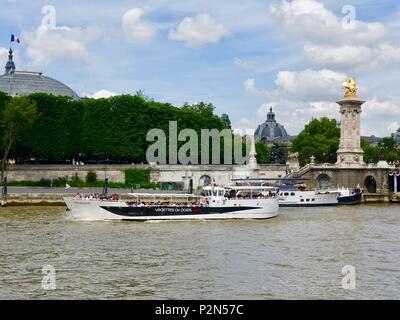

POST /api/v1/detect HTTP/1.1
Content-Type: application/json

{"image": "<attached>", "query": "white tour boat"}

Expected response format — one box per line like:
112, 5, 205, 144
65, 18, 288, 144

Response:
277, 189, 340, 207
63, 185, 279, 221
231, 178, 341, 207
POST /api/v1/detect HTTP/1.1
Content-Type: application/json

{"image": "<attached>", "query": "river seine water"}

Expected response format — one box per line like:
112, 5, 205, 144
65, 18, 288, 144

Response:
1, 205, 399, 299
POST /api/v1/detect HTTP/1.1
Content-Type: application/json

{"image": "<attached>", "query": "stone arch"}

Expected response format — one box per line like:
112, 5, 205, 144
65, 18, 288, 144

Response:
199, 175, 211, 187
364, 175, 377, 193
316, 174, 331, 189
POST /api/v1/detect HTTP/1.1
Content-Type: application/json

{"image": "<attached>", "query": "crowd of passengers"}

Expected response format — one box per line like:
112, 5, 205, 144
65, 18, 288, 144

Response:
225, 191, 275, 199
74, 191, 275, 204
73, 193, 119, 201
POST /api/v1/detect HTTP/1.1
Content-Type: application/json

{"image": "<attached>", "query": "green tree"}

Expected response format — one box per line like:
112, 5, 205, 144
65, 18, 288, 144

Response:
220, 113, 232, 129
379, 137, 399, 162
361, 139, 380, 163
381, 137, 396, 151
0, 93, 232, 165
255, 142, 270, 164
269, 142, 288, 164
291, 117, 340, 166
19, 94, 83, 162
1, 97, 37, 182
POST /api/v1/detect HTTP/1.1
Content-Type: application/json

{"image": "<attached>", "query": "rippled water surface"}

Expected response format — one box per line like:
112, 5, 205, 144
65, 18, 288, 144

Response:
1, 205, 400, 299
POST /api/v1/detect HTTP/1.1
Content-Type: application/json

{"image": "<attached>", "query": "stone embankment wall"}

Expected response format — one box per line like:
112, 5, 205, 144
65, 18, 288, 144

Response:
6, 164, 150, 183
5, 164, 288, 189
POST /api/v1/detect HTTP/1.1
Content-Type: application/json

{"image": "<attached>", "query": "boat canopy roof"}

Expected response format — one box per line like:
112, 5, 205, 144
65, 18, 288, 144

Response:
203, 185, 276, 191
128, 193, 200, 198
231, 178, 309, 181
226, 185, 276, 190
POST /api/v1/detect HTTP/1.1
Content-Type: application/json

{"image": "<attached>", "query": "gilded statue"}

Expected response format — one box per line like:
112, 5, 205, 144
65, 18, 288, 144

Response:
343, 78, 358, 98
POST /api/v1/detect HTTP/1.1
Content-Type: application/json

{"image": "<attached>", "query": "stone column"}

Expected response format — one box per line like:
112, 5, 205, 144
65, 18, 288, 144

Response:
336, 96, 366, 167
248, 135, 258, 170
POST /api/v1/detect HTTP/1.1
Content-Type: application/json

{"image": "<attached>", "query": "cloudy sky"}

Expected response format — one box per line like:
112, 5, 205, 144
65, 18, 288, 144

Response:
1, 0, 399, 137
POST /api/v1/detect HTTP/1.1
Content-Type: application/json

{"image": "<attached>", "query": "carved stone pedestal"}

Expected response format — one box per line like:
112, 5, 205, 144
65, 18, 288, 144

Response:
336, 96, 366, 168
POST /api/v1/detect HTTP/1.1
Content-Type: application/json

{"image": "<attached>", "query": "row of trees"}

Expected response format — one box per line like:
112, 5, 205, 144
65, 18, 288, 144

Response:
0, 92, 234, 166
0, 91, 291, 172
255, 142, 288, 165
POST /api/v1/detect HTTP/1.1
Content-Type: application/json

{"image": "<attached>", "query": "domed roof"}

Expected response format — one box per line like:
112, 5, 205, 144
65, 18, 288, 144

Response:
254, 107, 288, 143
0, 48, 79, 99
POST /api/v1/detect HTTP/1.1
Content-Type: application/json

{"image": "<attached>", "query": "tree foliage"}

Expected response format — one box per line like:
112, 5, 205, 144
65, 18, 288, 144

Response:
362, 137, 399, 163
361, 138, 380, 163
1, 96, 38, 180
291, 117, 340, 166
0, 92, 232, 164
255, 141, 269, 164
269, 142, 288, 164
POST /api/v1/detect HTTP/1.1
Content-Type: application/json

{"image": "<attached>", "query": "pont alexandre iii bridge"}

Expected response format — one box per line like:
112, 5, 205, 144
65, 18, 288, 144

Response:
286, 80, 399, 203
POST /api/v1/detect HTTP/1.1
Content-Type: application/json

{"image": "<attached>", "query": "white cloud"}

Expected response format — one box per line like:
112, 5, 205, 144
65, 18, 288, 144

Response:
244, 79, 269, 97
360, 96, 400, 136
270, 0, 386, 46
308, 101, 340, 119
122, 8, 156, 43
245, 69, 348, 101
169, 13, 228, 48
86, 89, 117, 99
232, 117, 257, 132
363, 96, 400, 118
274, 69, 347, 101
270, 0, 399, 71
23, 25, 101, 66
388, 121, 400, 133
304, 43, 400, 70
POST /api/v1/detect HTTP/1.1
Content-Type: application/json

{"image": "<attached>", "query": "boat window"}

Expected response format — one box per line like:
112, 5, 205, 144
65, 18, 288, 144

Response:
213, 190, 218, 197
312, 199, 315, 201
284, 192, 289, 196
290, 192, 295, 196
306, 199, 310, 202
300, 199, 304, 202
219, 191, 224, 196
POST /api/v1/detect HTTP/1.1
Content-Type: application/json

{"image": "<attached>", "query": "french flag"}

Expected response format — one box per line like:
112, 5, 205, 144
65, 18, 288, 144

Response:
11, 34, 21, 44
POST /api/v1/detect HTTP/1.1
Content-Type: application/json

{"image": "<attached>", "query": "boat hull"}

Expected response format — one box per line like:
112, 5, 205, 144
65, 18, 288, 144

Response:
279, 202, 338, 207
64, 198, 279, 221
338, 192, 363, 205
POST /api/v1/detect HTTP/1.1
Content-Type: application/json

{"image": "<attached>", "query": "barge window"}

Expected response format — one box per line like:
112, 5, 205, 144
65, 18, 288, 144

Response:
290, 192, 295, 196
284, 192, 289, 196
300, 199, 304, 202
